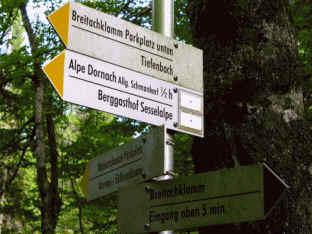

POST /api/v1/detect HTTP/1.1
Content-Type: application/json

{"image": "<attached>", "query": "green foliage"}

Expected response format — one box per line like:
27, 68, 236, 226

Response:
175, 0, 192, 43
9, 12, 25, 50
290, 0, 312, 120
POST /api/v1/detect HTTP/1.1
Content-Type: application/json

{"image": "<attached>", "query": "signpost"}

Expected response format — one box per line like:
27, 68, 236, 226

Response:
118, 163, 288, 233
80, 126, 165, 201
43, 2, 288, 234
44, 1, 204, 137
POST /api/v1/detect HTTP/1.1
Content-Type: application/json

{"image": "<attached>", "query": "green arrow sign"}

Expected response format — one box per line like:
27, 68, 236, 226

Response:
118, 163, 288, 233
80, 126, 166, 201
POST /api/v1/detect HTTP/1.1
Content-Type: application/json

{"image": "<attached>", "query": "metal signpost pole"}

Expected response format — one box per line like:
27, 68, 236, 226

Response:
153, 1, 174, 234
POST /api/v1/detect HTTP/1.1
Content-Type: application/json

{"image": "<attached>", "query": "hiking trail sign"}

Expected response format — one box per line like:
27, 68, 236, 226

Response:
47, 1, 203, 92
80, 126, 165, 201
43, 1, 204, 137
118, 163, 288, 233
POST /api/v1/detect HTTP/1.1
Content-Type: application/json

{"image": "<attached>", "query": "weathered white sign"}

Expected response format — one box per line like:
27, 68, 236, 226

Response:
45, 1, 204, 137
48, 1, 203, 93
43, 49, 203, 136
80, 126, 166, 201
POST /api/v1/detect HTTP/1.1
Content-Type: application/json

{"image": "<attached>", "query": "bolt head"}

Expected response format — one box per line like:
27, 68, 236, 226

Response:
145, 186, 150, 192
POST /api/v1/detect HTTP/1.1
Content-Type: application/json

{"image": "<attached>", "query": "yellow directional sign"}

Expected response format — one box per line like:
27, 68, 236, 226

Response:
80, 164, 89, 198
48, 2, 70, 45
43, 51, 65, 97
43, 49, 202, 135
47, 1, 203, 94
45, 2, 204, 137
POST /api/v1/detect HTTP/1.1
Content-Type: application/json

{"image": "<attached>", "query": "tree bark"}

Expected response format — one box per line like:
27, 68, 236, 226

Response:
188, 0, 312, 233
20, 2, 61, 233
0, 168, 7, 233
46, 114, 62, 232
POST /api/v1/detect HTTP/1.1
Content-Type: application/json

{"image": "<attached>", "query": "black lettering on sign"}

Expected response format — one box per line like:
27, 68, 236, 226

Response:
114, 168, 142, 184
97, 89, 139, 110
149, 184, 205, 201
181, 206, 201, 219
202, 204, 225, 216
124, 29, 155, 50
149, 210, 179, 224
69, 59, 85, 75
156, 43, 174, 56
141, 55, 173, 76
98, 179, 113, 190
88, 64, 117, 83
71, 10, 123, 38
209, 204, 225, 216
202, 204, 207, 216
140, 102, 173, 121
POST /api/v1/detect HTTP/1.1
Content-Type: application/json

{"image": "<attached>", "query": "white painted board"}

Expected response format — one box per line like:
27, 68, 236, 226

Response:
60, 49, 203, 136
50, 1, 203, 93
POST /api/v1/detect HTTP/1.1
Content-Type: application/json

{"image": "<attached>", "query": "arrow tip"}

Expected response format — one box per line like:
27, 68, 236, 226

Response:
263, 163, 289, 218
43, 51, 65, 97
48, 2, 70, 45
80, 164, 90, 199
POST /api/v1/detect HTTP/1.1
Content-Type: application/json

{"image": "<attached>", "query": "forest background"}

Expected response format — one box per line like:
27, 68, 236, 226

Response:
1, 0, 312, 233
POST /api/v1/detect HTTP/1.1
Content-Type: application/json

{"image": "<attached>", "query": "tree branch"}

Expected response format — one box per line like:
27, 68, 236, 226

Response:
0, 143, 29, 199
114, 0, 134, 16
134, 7, 152, 18
0, 116, 35, 153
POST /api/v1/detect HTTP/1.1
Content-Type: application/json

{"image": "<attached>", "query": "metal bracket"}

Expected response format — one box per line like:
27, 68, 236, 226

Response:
165, 170, 177, 177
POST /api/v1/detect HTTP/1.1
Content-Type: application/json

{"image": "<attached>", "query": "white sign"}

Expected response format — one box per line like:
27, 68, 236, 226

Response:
43, 49, 204, 136
45, 1, 204, 137
48, 1, 203, 93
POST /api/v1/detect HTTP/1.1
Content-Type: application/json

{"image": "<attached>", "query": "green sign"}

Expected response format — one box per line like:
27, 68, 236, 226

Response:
118, 163, 288, 233
80, 126, 165, 201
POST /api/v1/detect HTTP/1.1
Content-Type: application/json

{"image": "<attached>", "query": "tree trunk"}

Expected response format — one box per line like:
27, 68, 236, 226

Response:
188, 0, 312, 233
20, 3, 61, 233
0, 168, 7, 233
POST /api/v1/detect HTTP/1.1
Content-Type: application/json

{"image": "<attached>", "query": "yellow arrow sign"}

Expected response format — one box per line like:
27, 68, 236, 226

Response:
42, 49, 202, 136
46, 1, 204, 95
80, 163, 90, 199
45, 1, 204, 137
47, 2, 70, 46
42, 51, 65, 97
